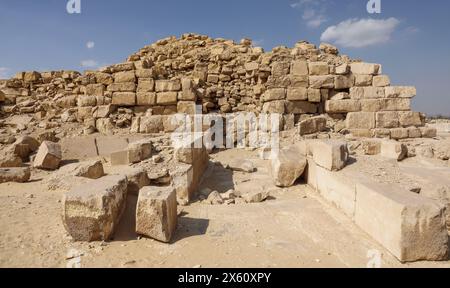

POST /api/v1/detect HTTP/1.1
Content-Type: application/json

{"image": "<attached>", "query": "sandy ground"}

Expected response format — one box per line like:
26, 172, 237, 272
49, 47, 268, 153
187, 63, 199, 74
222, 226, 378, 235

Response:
0, 149, 449, 268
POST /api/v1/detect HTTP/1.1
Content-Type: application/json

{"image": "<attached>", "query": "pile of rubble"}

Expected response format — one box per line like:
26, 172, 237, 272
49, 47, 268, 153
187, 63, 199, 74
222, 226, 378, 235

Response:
0, 33, 436, 139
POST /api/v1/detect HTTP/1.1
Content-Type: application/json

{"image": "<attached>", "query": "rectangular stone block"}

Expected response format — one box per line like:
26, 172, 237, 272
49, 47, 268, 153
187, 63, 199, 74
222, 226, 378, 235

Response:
156, 92, 178, 105
34, 141, 62, 170
325, 100, 360, 113
398, 112, 423, 127
308, 62, 329, 75
313, 140, 349, 171
137, 78, 155, 92
350, 63, 381, 75
63, 175, 128, 241
262, 100, 286, 114
136, 186, 178, 243
309, 75, 334, 89
355, 180, 448, 262
155, 80, 181, 92
380, 98, 411, 111
107, 82, 136, 92
136, 92, 156, 106
385, 86, 416, 98
85, 84, 105, 96
355, 74, 373, 86
346, 112, 376, 129
263, 88, 286, 102
291, 60, 308, 76
180, 78, 197, 101
286, 87, 307, 101
114, 71, 136, 83
360, 99, 381, 112
334, 75, 355, 89
112, 92, 136, 106
376, 112, 399, 128
307, 88, 321, 103
373, 75, 391, 87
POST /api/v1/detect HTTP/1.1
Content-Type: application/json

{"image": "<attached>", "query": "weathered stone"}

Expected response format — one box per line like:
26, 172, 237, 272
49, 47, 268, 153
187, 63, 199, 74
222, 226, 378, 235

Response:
285, 101, 316, 114
207, 191, 224, 205
355, 180, 448, 262
263, 88, 285, 102
398, 112, 423, 127
372, 75, 390, 87
354, 75, 373, 86
309, 75, 334, 89
96, 118, 115, 135
420, 127, 437, 138
128, 139, 152, 162
291, 60, 308, 75
313, 140, 348, 171
155, 80, 181, 92
385, 86, 416, 98
380, 98, 411, 111
228, 159, 256, 173
137, 79, 155, 92
0, 167, 31, 183
380, 141, 408, 161
107, 82, 136, 92
34, 141, 62, 170
307, 88, 321, 103
346, 112, 376, 129
63, 175, 128, 241
298, 116, 327, 135
112, 92, 136, 106
262, 100, 286, 114
136, 186, 177, 243
286, 87, 307, 101
270, 146, 307, 187
242, 191, 269, 203
136, 92, 156, 106
114, 71, 136, 83
308, 62, 329, 75
334, 75, 354, 89
74, 160, 104, 179
390, 128, 409, 140
156, 92, 178, 105
85, 84, 105, 96
350, 63, 381, 75
325, 100, 360, 113
362, 139, 382, 155
376, 112, 399, 128
139, 116, 164, 133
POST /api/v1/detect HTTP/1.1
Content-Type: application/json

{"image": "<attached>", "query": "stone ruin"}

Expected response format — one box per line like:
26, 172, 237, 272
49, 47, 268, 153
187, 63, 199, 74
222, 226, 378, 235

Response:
1, 34, 449, 265
0, 33, 436, 139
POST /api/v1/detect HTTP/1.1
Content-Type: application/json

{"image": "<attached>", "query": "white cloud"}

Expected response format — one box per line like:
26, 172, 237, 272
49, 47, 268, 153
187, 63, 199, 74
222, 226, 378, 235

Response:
320, 18, 400, 48
81, 60, 99, 68
290, 0, 328, 28
86, 41, 95, 49
0, 67, 10, 79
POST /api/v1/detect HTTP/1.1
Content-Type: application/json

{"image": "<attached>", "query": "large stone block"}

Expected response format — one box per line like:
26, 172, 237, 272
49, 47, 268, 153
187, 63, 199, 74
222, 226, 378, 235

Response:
298, 116, 327, 136
291, 60, 308, 76
380, 98, 411, 111
270, 146, 307, 187
180, 78, 197, 101
0, 167, 31, 183
325, 100, 360, 113
313, 140, 349, 171
346, 112, 376, 129
334, 75, 355, 89
380, 140, 407, 161
372, 75, 390, 87
308, 62, 329, 75
155, 80, 181, 92
355, 180, 449, 262
137, 79, 155, 92
309, 75, 334, 89
136, 92, 156, 106
398, 112, 423, 127
286, 87, 307, 101
139, 115, 164, 133
63, 175, 128, 241
136, 186, 178, 243
376, 112, 399, 128
107, 82, 136, 92
354, 74, 373, 86
263, 88, 286, 102
262, 100, 286, 114
350, 63, 381, 75
156, 92, 178, 105
34, 141, 62, 170
385, 86, 416, 98
112, 92, 136, 106
114, 71, 136, 83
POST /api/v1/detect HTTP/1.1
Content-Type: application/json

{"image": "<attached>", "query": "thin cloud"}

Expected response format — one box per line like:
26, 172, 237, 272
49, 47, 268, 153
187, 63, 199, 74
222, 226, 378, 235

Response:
81, 59, 99, 68
86, 41, 95, 49
320, 18, 400, 48
291, 0, 328, 28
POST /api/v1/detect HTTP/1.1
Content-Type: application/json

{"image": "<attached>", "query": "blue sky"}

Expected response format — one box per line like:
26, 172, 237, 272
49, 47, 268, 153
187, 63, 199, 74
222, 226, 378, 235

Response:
0, 0, 449, 115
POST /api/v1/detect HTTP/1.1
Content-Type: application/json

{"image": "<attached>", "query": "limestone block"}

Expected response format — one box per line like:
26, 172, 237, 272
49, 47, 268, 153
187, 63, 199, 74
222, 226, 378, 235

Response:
285, 101, 316, 114
307, 88, 321, 103
380, 99, 411, 111
308, 62, 329, 75
360, 99, 381, 112
385, 86, 416, 98
346, 112, 376, 129
376, 112, 399, 128
156, 92, 178, 105
180, 78, 197, 101
74, 160, 104, 179
309, 75, 334, 89
114, 71, 136, 83
298, 116, 327, 136
420, 127, 437, 138
136, 92, 156, 106
398, 112, 423, 127
334, 75, 355, 89
380, 140, 408, 161
262, 100, 286, 114
107, 82, 136, 92
112, 92, 136, 106
355, 75, 373, 86
286, 87, 307, 101
63, 175, 128, 241
85, 84, 105, 96
291, 60, 308, 76
390, 128, 409, 140
155, 80, 181, 92
263, 88, 286, 102
34, 141, 62, 170
136, 186, 178, 243
313, 140, 349, 171
137, 79, 155, 92
362, 139, 382, 155
271, 146, 307, 187
325, 100, 360, 113
0, 167, 31, 183
372, 75, 390, 87
139, 116, 164, 133
355, 180, 448, 262
350, 63, 381, 75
